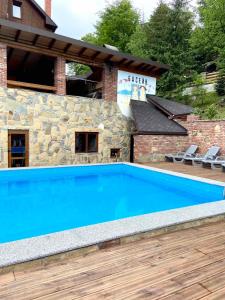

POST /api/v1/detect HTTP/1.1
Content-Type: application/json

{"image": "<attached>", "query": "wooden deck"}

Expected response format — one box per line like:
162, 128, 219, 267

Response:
1, 163, 225, 299
145, 161, 225, 182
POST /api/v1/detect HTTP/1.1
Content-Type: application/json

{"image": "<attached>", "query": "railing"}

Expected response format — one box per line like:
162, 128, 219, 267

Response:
202, 71, 220, 84
7, 80, 56, 92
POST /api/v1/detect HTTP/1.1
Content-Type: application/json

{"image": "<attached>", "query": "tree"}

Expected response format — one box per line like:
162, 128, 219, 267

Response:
127, 24, 149, 59
144, 2, 172, 63
215, 72, 225, 96
191, 0, 225, 71
142, 0, 195, 94
91, 0, 139, 52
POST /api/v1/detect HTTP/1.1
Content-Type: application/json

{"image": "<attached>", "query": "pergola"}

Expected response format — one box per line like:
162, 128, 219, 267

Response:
0, 18, 169, 95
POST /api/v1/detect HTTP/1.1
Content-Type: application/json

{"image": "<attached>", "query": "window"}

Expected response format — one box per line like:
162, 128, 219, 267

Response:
75, 132, 98, 153
13, 1, 22, 19
111, 148, 120, 158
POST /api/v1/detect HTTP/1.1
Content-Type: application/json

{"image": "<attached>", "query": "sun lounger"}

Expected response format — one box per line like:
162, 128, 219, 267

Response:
184, 146, 220, 166
202, 156, 225, 169
165, 145, 198, 163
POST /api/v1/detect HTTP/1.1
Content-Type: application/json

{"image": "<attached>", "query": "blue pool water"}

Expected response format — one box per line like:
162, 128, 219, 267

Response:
0, 164, 224, 243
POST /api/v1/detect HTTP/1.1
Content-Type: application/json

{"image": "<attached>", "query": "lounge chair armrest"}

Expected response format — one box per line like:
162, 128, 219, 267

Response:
185, 153, 196, 158
215, 156, 225, 161
195, 154, 203, 158
177, 152, 185, 156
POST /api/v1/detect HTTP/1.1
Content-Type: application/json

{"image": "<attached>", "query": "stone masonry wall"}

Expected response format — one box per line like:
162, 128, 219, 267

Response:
134, 115, 225, 163
0, 88, 132, 168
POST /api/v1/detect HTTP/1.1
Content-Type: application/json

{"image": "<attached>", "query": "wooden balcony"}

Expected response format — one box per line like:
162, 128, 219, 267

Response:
7, 80, 56, 92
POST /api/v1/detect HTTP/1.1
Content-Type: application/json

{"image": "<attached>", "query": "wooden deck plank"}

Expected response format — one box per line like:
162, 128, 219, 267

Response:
1, 163, 225, 299
144, 162, 225, 182
159, 284, 210, 300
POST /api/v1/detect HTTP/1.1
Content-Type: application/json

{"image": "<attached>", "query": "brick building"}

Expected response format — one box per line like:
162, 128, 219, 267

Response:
0, 0, 197, 168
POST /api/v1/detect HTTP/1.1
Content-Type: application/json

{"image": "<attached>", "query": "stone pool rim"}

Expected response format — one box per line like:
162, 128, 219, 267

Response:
0, 162, 225, 269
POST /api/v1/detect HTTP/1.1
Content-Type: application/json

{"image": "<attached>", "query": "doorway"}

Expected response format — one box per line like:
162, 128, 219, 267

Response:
8, 130, 29, 168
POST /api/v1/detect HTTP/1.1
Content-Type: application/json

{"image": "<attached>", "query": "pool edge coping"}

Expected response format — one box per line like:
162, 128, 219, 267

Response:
1, 162, 225, 269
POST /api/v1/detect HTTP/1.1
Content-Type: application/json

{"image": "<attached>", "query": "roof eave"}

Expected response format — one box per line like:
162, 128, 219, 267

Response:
147, 96, 193, 117
0, 19, 169, 73
132, 131, 188, 136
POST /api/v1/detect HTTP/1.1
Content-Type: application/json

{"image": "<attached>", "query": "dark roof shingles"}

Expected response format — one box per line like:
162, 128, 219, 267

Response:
131, 100, 187, 135
148, 95, 193, 116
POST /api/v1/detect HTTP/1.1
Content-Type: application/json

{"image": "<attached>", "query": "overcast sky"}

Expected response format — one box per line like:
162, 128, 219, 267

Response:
36, 0, 197, 39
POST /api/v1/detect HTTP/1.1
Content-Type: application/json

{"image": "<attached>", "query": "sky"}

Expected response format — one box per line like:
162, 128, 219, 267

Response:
36, 0, 197, 39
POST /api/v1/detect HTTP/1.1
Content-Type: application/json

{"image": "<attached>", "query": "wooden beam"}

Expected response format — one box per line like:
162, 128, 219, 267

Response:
7, 80, 56, 91
149, 66, 159, 73
77, 47, 87, 56
91, 51, 101, 59
124, 60, 134, 67
2, 40, 103, 68
137, 63, 145, 70
117, 58, 127, 65
141, 65, 150, 71
104, 54, 113, 62
64, 43, 72, 53
32, 34, 40, 46
15, 30, 21, 42
48, 38, 56, 49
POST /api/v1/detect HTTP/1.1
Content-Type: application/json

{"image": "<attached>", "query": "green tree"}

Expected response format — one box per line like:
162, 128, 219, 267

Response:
191, 0, 225, 71
215, 72, 225, 96
127, 24, 149, 59
144, 2, 172, 63
93, 0, 139, 52
143, 0, 195, 94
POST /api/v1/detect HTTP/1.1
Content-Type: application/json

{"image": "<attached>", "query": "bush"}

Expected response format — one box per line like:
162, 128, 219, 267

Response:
204, 104, 218, 120
215, 72, 225, 96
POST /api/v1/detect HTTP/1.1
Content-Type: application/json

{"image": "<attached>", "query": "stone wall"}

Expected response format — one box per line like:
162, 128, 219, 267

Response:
0, 88, 132, 168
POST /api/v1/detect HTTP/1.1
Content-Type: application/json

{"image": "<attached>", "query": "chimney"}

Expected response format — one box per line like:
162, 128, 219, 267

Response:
45, 0, 52, 17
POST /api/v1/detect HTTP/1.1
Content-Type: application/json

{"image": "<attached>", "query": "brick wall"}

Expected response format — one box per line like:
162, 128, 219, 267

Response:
0, 43, 7, 88
45, 0, 52, 17
102, 64, 118, 101
2, 0, 52, 31
134, 135, 189, 162
54, 57, 66, 96
184, 116, 225, 156
134, 115, 225, 163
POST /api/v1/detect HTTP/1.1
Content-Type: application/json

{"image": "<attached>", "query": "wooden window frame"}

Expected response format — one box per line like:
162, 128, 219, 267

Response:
110, 148, 121, 158
12, 0, 23, 20
8, 129, 29, 168
75, 132, 99, 154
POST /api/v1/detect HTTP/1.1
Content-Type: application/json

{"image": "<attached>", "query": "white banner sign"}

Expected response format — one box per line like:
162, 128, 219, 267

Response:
117, 70, 156, 117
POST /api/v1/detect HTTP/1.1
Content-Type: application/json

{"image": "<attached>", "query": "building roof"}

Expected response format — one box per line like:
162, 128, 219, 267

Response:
29, 0, 57, 31
130, 100, 188, 135
0, 18, 169, 75
148, 95, 193, 117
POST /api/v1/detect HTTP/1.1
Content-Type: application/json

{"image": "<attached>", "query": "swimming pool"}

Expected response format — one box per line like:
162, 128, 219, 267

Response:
0, 163, 224, 244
